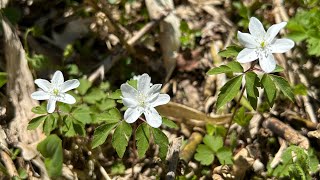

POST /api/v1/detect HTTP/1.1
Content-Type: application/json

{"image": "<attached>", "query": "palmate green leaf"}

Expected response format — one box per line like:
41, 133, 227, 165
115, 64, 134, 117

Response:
245, 72, 259, 109
37, 135, 63, 177
31, 104, 47, 114
112, 121, 132, 158
92, 122, 118, 149
207, 61, 243, 75
216, 75, 243, 109
108, 89, 122, 100
203, 135, 223, 153
96, 108, 121, 124
136, 123, 150, 158
270, 75, 295, 102
71, 105, 92, 124
194, 144, 214, 165
97, 99, 116, 111
28, 115, 47, 130
83, 88, 106, 104
43, 114, 57, 136
216, 147, 233, 165
234, 106, 253, 127
78, 78, 92, 95
218, 45, 242, 58
162, 117, 178, 129
0, 72, 7, 88
62, 116, 86, 137
152, 128, 169, 159
261, 74, 276, 107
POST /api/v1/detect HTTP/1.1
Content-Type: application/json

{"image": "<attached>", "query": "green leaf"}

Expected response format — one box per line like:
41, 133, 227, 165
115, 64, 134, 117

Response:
92, 122, 118, 149
108, 89, 122, 99
110, 162, 125, 175
152, 128, 169, 159
83, 88, 106, 104
112, 121, 132, 158
43, 114, 56, 136
272, 65, 285, 73
28, 115, 47, 130
270, 75, 295, 102
0, 72, 7, 88
62, 116, 86, 137
162, 117, 178, 129
216, 147, 233, 165
207, 61, 243, 75
96, 108, 121, 124
293, 83, 307, 96
234, 106, 253, 127
136, 123, 150, 158
216, 75, 243, 109
18, 168, 28, 179
194, 144, 215, 165
57, 103, 71, 113
78, 78, 92, 95
203, 135, 223, 153
245, 72, 259, 109
261, 74, 276, 107
205, 124, 226, 137
218, 46, 242, 58
31, 104, 47, 114
37, 135, 63, 177
71, 105, 92, 124
97, 99, 116, 111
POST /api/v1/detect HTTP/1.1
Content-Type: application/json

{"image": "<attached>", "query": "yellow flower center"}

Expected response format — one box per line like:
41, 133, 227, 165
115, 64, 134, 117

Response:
53, 89, 59, 96
137, 92, 147, 107
260, 41, 266, 48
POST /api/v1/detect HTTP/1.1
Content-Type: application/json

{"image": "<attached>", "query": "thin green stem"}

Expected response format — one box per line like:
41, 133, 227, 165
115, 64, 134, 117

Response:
223, 86, 246, 145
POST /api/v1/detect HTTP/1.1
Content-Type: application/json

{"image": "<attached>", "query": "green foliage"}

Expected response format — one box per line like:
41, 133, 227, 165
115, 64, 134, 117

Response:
207, 61, 243, 75
0, 72, 7, 88
152, 127, 169, 159
287, 9, 320, 56
293, 83, 308, 96
216, 75, 243, 109
27, 115, 47, 130
27, 54, 48, 70
180, 21, 201, 49
37, 135, 63, 177
112, 121, 133, 158
270, 75, 295, 102
268, 145, 319, 179
261, 74, 277, 107
206, 124, 227, 137
245, 72, 259, 109
234, 106, 253, 127
78, 78, 92, 95
162, 117, 178, 129
195, 134, 233, 165
92, 123, 118, 149
136, 123, 150, 158
110, 162, 126, 175
218, 46, 242, 58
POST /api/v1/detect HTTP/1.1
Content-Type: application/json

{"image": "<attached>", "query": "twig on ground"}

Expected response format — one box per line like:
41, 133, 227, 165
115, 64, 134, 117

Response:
166, 137, 182, 180
270, 138, 287, 168
180, 132, 203, 163
263, 117, 310, 149
0, 150, 19, 177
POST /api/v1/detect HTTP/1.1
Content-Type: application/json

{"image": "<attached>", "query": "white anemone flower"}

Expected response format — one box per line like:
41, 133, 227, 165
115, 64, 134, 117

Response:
120, 73, 170, 128
31, 70, 80, 113
237, 17, 294, 73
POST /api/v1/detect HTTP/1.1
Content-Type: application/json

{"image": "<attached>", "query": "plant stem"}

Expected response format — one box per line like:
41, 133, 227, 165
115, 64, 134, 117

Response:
132, 123, 137, 177
223, 86, 246, 145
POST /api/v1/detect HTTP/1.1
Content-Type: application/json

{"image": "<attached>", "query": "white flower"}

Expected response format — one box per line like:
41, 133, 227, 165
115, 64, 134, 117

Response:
31, 70, 80, 113
120, 73, 170, 128
236, 17, 294, 73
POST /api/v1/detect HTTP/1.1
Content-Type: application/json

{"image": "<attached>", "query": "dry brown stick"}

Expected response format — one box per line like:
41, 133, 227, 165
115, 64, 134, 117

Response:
180, 132, 203, 163
166, 137, 182, 180
270, 138, 287, 168
0, 150, 19, 177
263, 117, 309, 149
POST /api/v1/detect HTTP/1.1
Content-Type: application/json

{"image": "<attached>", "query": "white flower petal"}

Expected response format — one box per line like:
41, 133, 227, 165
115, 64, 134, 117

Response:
34, 79, 51, 92
124, 107, 142, 123
237, 31, 259, 48
150, 94, 170, 107
270, 38, 294, 53
47, 98, 57, 113
31, 91, 50, 100
121, 83, 138, 99
57, 93, 76, 104
144, 107, 162, 128
147, 84, 161, 96
236, 48, 258, 63
61, 79, 80, 92
265, 22, 287, 43
122, 97, 138, 108
51, 70, 64, 85
249, 17, 266, 40
259, 53, 276, 73
137, 73, 151, 94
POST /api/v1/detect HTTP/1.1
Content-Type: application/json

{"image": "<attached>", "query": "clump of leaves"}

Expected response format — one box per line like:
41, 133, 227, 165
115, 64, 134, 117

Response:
194, 134, 233, 166
287, 9, 320, 56
267, 145, 319, 179
180, 21, 201, 50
